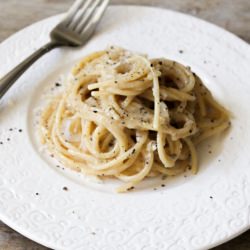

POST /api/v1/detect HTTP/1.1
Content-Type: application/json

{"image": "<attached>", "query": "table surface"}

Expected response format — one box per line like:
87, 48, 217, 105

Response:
0, 0, 249, 249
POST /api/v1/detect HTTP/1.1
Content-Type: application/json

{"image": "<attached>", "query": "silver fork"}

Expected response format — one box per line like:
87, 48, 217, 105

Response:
0, 0, 109, 100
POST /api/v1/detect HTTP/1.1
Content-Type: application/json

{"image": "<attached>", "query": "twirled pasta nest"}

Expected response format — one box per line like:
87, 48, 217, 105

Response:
40, 46, 230, 192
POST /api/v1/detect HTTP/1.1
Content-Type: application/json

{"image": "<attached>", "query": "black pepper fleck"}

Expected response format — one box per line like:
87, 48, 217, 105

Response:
209, 196, 213, 199
161, 184, 165, 187
0, 142, 3, 145
127, 186, 135, 191
55, 83, 61, 87
18, 129, 23, 133
9, 128, 13, 131
7, 138, 10, 141
179, 50, 184, 54
63, 187, 68, 191
35, 193, 39, 196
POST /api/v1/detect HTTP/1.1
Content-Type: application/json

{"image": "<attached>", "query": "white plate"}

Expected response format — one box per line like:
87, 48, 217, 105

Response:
0, 5, 250, 250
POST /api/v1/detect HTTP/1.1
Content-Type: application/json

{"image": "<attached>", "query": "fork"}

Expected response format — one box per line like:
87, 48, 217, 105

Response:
0, 0, 109, 100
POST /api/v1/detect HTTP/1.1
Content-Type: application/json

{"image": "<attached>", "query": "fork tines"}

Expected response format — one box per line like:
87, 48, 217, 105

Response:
64, 0, 109, 34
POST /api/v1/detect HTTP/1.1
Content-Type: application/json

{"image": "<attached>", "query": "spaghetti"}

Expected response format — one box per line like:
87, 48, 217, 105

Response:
40, 46, 230, 192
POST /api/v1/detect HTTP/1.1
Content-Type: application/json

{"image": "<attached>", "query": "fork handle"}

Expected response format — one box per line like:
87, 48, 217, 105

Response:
0, 41, 59, 100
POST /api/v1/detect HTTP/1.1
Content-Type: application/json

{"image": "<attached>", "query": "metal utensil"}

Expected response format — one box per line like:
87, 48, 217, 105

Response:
0, 0, 109, 100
